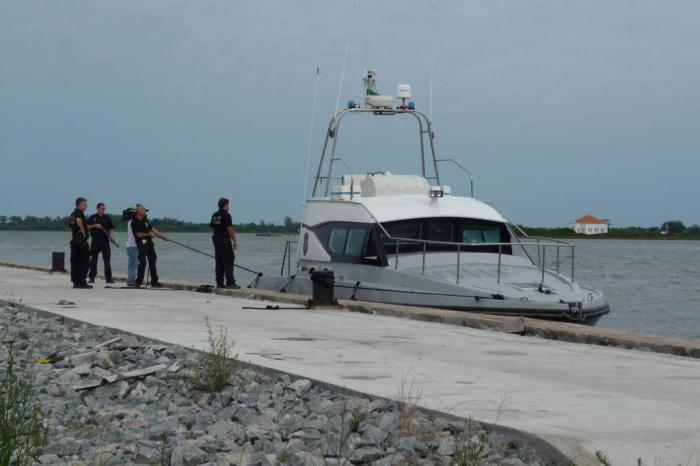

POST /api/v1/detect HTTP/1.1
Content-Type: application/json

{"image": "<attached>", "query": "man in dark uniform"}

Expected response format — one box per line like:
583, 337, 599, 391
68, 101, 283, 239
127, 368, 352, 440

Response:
69, 197, 100, 289
87, 202, 115, 284
131, 204, 168, 288
209, 197, 238, 288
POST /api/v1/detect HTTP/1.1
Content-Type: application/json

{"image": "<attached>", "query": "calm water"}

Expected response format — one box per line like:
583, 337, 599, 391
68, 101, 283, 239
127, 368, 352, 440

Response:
1, 232, 699, 340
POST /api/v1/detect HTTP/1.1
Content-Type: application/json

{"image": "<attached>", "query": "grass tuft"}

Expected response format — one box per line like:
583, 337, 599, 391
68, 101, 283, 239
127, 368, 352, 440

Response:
349, 411, 367, 433
188, 317, 240, 393
0, 331, 47, 466
595, 451, 612, 466
398, 372, 421, 438
452, 417, 487, 466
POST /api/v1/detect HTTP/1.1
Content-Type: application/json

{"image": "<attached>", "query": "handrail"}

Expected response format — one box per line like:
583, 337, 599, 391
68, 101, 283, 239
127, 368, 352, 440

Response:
435, 158, 474, 197
289, 198, 576, 286
280, 240, 298, 277
312, 108, 439, 197
386, 234, 575, 287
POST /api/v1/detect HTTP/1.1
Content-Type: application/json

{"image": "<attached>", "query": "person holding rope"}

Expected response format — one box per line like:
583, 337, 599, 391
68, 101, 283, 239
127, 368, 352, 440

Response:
131, 204, 168, 288
209, 197, 239, 288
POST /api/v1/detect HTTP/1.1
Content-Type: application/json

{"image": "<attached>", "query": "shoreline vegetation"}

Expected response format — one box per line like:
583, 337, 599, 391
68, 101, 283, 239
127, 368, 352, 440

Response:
0, 215, 301, 234
1, 214, 700, 240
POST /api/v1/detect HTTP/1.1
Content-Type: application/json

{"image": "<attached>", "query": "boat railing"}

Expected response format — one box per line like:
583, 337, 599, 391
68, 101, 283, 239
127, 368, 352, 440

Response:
387, 235, 575, 286
280, 240, 298, 277
435, 158, 474, 197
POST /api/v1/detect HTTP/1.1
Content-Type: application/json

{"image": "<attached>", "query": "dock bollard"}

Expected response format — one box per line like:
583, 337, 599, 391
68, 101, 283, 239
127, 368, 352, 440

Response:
51, 252, 66, 272
310, 270, 336, 307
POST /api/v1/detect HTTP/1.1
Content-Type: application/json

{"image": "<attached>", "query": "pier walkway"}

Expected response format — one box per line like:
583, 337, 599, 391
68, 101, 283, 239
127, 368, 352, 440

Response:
1, 265, 699, 465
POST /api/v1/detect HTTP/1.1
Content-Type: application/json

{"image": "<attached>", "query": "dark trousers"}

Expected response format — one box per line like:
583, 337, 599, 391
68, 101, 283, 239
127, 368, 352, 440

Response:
212, 235, 235, 285
88, 240, 112, 280
136, 243, 158, 285
69, 237, 90, 285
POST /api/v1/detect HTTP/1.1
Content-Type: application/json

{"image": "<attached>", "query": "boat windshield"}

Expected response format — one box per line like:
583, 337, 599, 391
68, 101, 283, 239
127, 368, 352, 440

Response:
380, 217, 512, 254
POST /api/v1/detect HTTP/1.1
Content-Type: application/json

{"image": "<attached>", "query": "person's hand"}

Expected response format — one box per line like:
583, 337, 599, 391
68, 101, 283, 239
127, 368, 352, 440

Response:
149, 231, 156, 238
232, 240, 238, 250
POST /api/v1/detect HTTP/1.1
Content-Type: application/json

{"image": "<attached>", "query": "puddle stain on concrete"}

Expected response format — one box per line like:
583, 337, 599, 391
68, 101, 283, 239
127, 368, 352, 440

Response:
271, 337, 322, 342
340, 374, 391, 381
245, 352, 303, 361
485, 350, 527, 356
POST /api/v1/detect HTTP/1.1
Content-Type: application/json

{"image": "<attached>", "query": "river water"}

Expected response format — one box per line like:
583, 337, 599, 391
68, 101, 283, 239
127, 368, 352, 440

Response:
1, 231, 698, 340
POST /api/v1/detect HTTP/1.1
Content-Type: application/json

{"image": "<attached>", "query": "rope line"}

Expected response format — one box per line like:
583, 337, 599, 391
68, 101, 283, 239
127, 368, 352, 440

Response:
165, 238, 262, 276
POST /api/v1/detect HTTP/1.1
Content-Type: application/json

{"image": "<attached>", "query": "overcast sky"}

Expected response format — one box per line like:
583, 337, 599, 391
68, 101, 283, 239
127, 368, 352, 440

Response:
1, 0, 698, 227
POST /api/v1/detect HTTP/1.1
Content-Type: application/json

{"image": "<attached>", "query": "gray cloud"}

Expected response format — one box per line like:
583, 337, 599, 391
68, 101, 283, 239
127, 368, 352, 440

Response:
1, 0, 698, 226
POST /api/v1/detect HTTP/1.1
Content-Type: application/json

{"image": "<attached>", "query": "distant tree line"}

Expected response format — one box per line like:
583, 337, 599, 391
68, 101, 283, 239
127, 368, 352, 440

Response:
0, 214, 301, 234
1, 214, 698, 239
521, 223, 700, 240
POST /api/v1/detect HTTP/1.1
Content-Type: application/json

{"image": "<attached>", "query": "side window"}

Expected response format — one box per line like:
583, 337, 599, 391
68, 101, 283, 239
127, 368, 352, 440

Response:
425, 222, 452, 242
316, 223, 369, 261
386, 221, 422, 240
328, 227, 348, 255
483, 228, 501, 244
462, 228, 482, 244
345, 228, 366, 256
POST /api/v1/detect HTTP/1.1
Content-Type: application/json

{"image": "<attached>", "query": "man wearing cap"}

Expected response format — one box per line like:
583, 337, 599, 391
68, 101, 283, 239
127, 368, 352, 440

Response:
68, 197, 103, 288
87, 202, 115, 284
131, 204, 168, 288
209, 198, 238, 288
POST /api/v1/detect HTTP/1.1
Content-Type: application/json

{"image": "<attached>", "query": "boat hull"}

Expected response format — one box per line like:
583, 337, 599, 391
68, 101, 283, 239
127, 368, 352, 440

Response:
257, 272, 610, 325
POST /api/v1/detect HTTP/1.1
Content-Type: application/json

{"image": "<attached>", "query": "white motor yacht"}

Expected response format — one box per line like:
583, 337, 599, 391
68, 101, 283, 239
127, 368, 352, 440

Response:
257, 71, 610, 325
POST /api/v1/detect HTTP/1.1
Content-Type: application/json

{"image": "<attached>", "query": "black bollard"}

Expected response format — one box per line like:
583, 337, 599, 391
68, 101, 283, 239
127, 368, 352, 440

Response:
51, 252, 66, 272
310, 270, 335, 306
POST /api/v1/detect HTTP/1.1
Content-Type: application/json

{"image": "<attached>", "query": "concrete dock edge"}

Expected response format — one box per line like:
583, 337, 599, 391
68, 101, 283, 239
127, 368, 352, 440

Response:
3, 261, 697, 360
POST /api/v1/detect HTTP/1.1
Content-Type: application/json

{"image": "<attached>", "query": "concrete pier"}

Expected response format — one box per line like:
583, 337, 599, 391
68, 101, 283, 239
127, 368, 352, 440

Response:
2, 265, 699, 465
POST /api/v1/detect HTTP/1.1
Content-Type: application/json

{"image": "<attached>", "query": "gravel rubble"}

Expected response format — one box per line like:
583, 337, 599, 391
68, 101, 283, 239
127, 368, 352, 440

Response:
0, 304, 560, 465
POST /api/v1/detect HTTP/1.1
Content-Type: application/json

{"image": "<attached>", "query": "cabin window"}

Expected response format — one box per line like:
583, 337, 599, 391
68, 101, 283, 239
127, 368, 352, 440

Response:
386, 221, 421, 241
328, 227, 348, 255
426, 222, 453, 242
345, 228, 366, 256
483, 228, 501, 244
461, 229, 482, 244
381, 217, 511, 254
327, 226, 367, 256
313, 222, 389, 266
459, 221, 503, 245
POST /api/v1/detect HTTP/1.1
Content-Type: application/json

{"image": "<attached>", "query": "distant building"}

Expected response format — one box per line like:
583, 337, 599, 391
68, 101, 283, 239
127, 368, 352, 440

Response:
571, 215, 609, 235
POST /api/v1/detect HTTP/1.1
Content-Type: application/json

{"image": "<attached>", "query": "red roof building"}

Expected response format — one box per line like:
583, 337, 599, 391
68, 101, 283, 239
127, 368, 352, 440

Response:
571, 214, 609, 235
